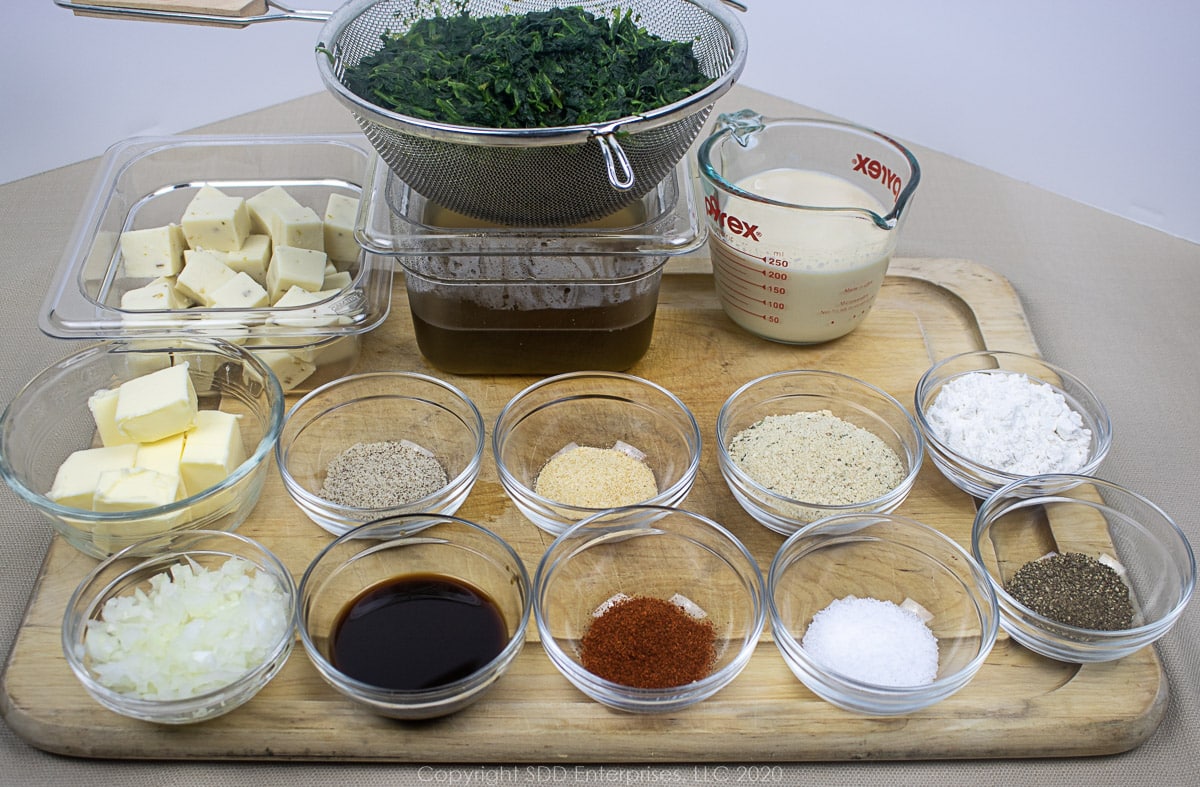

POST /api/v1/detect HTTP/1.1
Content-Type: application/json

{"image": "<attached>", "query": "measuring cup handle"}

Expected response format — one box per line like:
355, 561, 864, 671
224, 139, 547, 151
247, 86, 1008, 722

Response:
594, 133, 636, 192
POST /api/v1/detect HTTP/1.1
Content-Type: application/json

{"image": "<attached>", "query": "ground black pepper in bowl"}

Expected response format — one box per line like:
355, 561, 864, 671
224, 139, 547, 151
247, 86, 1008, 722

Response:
1004, 552, 1134, 630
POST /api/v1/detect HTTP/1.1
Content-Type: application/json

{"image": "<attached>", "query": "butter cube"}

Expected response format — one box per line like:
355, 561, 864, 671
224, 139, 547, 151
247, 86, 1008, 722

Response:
181, 186, 251, 252
215, 234, 271, 285
323, 193, 361, 264
135, 433, 188, 500
210, 271, 269, 309
248, 186, 324, 251
47, 444, 138, 510
114, 362, 198, 443
87, 388, 135, 447
119, 224, 186, 279
93, 467, 180, 512
180, 410, 246, 494
322, 270, 353, 292
266, 246, 327, 303
252, 348, 316, 392
177, 250, 238, 306
120, 276, 192, 312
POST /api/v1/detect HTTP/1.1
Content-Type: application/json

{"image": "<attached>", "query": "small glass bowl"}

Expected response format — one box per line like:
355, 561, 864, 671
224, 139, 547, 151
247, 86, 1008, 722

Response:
716, 370, 923, 535
493, 372, 702, 535
0, 338, 284, 558
62, 530, 296, 724
768, 513, 999, 715
534, 505, 766, 713
972, 474, 1195, 663
914, 350, 1113, 499
276, 372, 485, 536
297, 514, 531, 720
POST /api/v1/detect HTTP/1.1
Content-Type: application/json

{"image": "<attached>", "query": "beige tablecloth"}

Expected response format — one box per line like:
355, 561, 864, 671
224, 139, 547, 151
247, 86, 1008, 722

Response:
2, 85, 1197, 785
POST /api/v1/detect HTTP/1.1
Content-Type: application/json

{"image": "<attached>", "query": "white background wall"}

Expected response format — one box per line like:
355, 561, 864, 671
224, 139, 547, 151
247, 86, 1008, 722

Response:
5, 1, 1199, 244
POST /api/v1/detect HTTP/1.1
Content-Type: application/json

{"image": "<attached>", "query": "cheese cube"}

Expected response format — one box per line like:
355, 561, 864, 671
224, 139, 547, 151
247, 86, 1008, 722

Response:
46, 444, 138, 510
248, 186, 324, 251
120, 276, 192, 312
180, 410, 246, 493
135, 433, 188, 500
209, 271, 269, 309
114, 362, 198, 443
270, 286, 345, 327
181, 186, 251, 252
87, 388, 135, 447
323, 193, 361, 264
252, 348, 316, 392
177, 250, 238, 306
93, 467, 180, 512
322, 270, 353, 292
214, 234, 271, 285
119, 224, 186, 278
266, 246, 327, 303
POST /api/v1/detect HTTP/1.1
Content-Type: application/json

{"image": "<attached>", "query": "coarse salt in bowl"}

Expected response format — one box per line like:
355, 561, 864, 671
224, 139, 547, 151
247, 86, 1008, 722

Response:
769, 513, 998, 715
276, 372, 485, 536
972, 474, 1195, 663
493, 372, 702, 535
62, 529, 296, 724
534, 505, 766, 713
914, 350, 1112, 499
716, 370, 923, 536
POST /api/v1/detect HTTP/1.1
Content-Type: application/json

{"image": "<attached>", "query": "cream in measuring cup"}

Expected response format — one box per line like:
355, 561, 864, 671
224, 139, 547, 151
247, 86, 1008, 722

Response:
697, 111, 920, 343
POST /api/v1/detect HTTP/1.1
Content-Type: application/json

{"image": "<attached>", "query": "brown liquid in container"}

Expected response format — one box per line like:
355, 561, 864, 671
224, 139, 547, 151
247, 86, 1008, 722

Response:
330, 574, 507, 691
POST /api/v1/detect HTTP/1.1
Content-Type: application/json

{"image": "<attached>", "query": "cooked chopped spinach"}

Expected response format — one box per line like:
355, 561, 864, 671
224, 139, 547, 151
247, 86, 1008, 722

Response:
343, 5, 713, 128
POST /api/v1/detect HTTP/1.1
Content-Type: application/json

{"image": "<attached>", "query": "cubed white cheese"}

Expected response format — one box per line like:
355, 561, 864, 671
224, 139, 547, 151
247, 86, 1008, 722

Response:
119, 224, 186, 279
181, 186, 251, 252
322, 270, 353, 292
114, 362, 198, 443
251, 348, 316, 392
134, 433, 188, 500
323, 192, 361, 264
180, 410, 247, 494
247, 186, 324, 251
270, 286, 344, 327
87, 388, 134, 447
266, 246, 327, 303
214, 234, 271, 285
177, 250, 238, 307
46, 444, 138, 510
93, 467, 180, 512
120, 276, 192, 312
209, 271, 269, 309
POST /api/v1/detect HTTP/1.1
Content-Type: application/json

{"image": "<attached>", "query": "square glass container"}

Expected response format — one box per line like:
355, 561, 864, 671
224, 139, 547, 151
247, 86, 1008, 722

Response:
357, 154, 704, 375
40, 134, 394, 392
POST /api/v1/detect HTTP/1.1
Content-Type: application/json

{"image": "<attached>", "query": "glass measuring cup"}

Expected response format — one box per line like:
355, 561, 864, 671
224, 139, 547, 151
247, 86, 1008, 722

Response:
697, 111, 920, 343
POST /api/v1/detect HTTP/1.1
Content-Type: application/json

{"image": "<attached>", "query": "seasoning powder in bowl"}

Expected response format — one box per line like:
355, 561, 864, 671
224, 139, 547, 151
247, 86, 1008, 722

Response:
533, 442, 657, 509
579, 593, 717, 689
318, 440, 449, 509
802, 596, 938, 686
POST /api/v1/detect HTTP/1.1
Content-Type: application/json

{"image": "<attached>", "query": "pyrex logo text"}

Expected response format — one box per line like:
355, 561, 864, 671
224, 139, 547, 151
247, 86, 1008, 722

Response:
852, 154, 903, 197
705, 194, 761, 241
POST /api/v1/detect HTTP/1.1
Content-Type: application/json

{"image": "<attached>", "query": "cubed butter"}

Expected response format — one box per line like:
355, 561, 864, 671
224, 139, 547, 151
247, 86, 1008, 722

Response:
119, 223, 186, 278
87, 388, 134, 447
266, 246, 327, 303
93, 467, 180, 512
251, 348, 316, 392
247, 186, 324, 252
177, 250, 238, 306
209, 271, 269, 309
180, 410, 246, 494
46, 444, 138, 510
120, 276, 192, 312
181, 186, 251, 252
215, 234, 271, 285
135, 433, 188, 500
323, 193, 361, 264
114, 362, 198, 443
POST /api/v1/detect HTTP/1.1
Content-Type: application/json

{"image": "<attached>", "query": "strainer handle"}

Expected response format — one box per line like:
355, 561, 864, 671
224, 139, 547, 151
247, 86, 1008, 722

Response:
53, 0, 331, 26
594, 132, 636, 192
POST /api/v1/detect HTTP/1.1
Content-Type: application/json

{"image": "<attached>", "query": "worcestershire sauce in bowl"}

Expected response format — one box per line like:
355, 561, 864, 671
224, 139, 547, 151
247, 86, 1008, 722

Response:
331, 573, 507, 691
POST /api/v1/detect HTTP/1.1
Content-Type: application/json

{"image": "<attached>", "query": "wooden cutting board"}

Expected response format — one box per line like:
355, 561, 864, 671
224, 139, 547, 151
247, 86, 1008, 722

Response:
0, 258, 1166, 762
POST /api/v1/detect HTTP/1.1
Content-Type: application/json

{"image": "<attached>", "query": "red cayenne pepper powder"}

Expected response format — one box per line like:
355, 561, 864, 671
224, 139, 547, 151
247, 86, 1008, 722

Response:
579, 595, 717, 688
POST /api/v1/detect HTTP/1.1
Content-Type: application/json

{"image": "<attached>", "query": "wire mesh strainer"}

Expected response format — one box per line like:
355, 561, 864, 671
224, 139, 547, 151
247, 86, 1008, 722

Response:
317, 0, 747, 226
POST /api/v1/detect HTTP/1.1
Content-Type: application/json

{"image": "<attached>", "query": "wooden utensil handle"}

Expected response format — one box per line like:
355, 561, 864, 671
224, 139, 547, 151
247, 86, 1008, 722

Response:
65, 0, 269, 27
